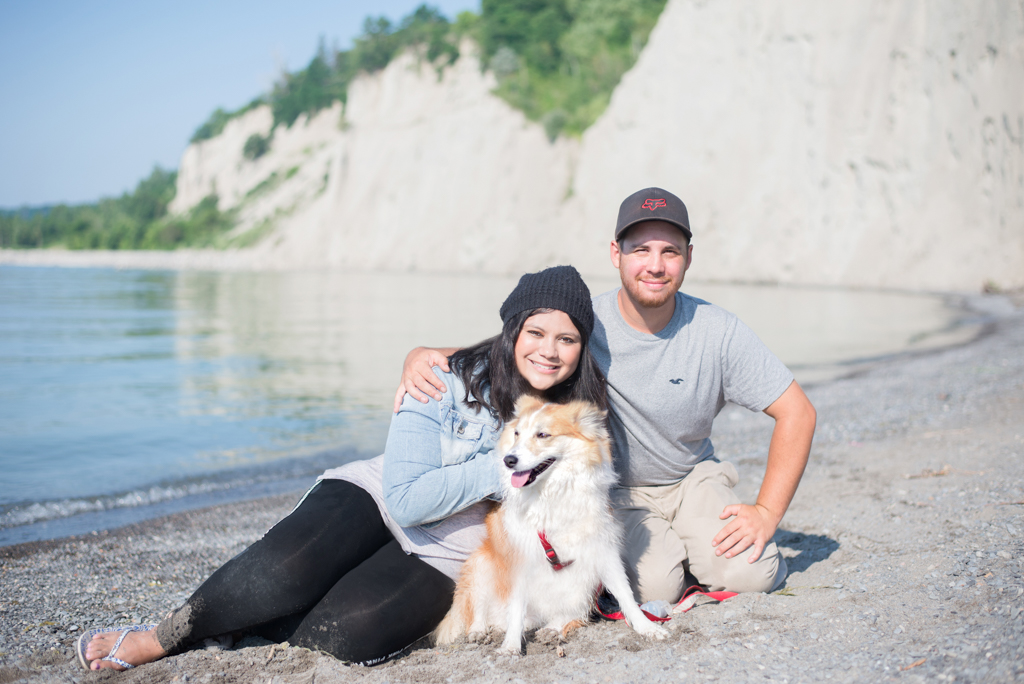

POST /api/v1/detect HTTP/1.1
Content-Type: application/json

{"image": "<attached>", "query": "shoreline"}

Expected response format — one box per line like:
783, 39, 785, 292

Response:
0, 247, 259, 272
6, 248, 1022, 301
1, 302, 1022, 682
0, 447, 373, 548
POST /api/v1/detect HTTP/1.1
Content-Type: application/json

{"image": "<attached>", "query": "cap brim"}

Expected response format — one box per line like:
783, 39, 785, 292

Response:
615, 217, 692, 241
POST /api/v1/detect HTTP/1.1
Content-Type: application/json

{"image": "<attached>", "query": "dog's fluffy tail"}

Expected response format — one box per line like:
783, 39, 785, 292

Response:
433, 505, 504, 646
432, 578, 473, 645
432, 608, 464, 646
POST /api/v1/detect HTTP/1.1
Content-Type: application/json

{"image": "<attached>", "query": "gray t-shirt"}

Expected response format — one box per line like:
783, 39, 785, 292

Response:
590, 289, 794, 487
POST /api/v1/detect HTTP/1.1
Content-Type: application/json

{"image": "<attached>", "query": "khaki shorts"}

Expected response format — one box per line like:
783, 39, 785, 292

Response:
612, 460, 786, 603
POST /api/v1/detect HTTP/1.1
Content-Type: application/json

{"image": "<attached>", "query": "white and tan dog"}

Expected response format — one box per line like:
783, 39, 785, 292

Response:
434, 396, 668, 653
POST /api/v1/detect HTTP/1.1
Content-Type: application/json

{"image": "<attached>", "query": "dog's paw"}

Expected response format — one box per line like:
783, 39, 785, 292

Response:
461, 625, 500, 644
634, 621, 669, 640
477, 627, 505, 644
534, 628, 561, 645
498, 637, 523, 655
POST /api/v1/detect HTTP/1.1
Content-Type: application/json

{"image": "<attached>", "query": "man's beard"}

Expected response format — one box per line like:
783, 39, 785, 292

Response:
621, 276, 679, 309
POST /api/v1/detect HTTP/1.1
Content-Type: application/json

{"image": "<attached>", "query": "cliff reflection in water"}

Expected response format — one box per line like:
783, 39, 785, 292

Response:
679, 282, 977, 384
169, 270, 522, 469
171, 269, 976, 475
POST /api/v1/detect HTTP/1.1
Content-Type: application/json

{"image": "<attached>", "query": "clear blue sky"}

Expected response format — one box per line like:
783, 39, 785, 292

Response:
0, 1, 479, 208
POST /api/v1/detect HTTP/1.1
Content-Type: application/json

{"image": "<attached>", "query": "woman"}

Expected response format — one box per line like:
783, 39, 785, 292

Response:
80, 265, 605, 670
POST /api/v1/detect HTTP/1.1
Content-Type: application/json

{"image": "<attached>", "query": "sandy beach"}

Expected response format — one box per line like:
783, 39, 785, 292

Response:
1, 296, 1022, 683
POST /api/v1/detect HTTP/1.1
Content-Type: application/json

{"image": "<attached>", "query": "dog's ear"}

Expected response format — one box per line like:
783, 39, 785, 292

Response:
564, 401, 609, 440
564, 401, 612, 464
513, 393, 546, 417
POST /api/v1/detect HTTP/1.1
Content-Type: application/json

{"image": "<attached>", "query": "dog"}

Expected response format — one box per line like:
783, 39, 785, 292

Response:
434, 395, 668, 654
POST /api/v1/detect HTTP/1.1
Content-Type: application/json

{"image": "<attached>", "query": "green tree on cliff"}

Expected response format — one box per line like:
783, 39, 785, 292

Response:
3, 1, 670, 250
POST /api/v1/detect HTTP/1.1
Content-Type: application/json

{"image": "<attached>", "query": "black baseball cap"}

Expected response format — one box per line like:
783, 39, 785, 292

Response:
614, 187, 691, 242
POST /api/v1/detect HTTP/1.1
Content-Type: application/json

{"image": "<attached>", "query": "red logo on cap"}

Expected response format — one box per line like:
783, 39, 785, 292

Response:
641, 199, 667, 211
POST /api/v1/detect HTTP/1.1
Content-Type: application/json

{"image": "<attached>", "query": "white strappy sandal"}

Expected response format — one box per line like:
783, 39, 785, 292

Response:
76, 624, 157, 670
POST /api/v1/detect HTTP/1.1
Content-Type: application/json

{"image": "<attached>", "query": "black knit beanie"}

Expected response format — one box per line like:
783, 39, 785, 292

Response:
499, 265, 594, 336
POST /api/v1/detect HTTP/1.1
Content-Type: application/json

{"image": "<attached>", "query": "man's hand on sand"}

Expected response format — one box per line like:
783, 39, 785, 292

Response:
393, 347, 452, 412
712, 503, 777, 563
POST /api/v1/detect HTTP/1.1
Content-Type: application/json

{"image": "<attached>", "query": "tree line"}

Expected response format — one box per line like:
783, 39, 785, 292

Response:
0, 169, 232, 250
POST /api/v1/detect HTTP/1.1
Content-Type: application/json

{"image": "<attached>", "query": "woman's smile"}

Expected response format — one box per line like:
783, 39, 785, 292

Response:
514, 310, 582, 393
527, 357, 560, 373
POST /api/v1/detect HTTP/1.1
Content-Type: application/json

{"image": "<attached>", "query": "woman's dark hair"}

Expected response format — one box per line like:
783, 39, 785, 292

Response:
448, 308, 607, 422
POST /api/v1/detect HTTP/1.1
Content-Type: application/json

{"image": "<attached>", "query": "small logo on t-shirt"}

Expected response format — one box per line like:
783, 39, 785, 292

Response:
669, 378, 684, 384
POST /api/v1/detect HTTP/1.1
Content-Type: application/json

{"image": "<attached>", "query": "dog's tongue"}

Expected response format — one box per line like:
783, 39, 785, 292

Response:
510, 470, 532, 488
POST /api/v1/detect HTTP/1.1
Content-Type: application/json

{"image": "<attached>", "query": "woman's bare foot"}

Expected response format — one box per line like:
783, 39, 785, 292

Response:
85, 628, 168, 670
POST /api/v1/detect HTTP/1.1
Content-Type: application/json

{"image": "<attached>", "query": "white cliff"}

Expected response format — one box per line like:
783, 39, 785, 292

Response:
170, 1, 1024, 293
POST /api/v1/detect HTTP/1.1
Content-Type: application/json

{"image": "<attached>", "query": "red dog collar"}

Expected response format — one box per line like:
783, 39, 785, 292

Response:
538, 531, 574, 571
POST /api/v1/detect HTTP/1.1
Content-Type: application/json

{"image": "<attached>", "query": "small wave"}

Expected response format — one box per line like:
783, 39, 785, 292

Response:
0, 449, 364, 530
1, 481, 238, 528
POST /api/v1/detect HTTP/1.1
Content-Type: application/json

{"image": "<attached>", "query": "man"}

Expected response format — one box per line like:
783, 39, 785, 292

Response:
396, 187, 816, 602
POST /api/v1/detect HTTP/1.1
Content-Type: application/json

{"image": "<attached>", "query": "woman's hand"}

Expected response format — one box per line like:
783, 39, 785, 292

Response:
393, 347, 458, 412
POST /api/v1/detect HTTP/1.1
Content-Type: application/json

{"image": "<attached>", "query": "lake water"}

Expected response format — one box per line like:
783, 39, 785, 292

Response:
0, 265, 979, 545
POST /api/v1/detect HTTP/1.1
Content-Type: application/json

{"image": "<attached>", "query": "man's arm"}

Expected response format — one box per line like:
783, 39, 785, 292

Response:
712, 380, 816, 562
393, 347, 460, 412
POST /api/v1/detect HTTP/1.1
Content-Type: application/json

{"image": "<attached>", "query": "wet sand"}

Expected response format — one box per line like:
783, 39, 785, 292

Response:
1, 298, 1022, 683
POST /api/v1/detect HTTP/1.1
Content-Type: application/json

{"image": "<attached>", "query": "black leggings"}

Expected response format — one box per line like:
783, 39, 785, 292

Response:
155, 479, 455, 665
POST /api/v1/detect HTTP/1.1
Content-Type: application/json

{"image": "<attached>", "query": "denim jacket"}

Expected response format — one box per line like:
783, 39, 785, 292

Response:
382, 366, 503, 528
